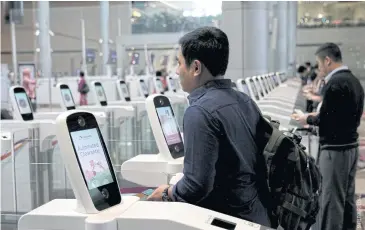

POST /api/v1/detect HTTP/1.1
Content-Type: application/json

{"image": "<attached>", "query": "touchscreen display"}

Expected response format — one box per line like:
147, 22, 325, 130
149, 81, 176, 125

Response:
169, 78, 176, 90
156, 106, 182, 146
242, 82, 249, 95
249, 80, 259, 99
70, 128, 114, 190
254, 79, 264, 95
15, 92, 32, 114
96, 85, 107, 102
141, 81, 148, 95
273, 75, 279, 85
120, 83, 129, 98
156, 80, 164, 92
261, 78, 269, 91
61, 88, 75, 108
264, 77, 271, 89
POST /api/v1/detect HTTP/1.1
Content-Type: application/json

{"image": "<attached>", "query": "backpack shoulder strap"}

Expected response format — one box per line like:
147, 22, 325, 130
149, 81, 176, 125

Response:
266, 128, 285, 153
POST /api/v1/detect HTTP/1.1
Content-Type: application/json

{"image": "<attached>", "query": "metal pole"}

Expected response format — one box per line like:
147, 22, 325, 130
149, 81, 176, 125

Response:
288, 2, 298, 77
100, 1, 109, 76
276, 1, 289, 74
32, 1, 38, 69
10, 20, 18, 84
38, 1, 52, 110
81, 18, 87, 75
117, 17, 123, 78
118, 18, 122, 37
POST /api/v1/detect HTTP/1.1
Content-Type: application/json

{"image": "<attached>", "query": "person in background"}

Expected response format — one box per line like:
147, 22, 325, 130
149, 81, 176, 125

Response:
305, 61, 312, 73
22, 68, 37, 112
147, 27, 272, 227
292, 43, 364, 230
302, 63, 317, 112
304, 64, 325, 112
77, 71, 88, 105
297, 65, 307, 86
156, 69, 168, 91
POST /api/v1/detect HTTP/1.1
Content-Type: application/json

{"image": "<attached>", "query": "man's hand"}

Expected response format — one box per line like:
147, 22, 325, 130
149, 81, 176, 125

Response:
147, 184, 170, 201
291, 113, 309, 126
304, 92, 314, 100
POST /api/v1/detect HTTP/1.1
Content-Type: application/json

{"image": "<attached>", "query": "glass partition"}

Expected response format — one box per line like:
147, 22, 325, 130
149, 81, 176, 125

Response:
131, 1, 221, 34
297, 1, 365, 28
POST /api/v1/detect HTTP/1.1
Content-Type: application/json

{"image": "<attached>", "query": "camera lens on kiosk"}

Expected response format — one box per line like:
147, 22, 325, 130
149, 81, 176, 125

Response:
159, 98, 164, 105
78, 116, 86, 127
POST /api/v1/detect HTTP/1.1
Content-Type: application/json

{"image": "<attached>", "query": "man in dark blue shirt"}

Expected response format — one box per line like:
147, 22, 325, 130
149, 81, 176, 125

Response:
147, 27, 272, 227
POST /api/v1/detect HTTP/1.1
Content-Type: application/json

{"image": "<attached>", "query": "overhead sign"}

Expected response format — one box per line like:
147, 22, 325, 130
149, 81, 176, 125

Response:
108, 50, 117, 64
85, 48, 96, 64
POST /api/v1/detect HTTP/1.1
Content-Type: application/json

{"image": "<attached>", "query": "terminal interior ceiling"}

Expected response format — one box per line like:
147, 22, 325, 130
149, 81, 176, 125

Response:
1, 1, 365, 230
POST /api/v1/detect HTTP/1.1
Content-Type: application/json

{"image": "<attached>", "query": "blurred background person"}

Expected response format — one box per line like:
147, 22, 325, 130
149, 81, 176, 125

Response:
77, 71, 89, 105
22, 68, 37, 112
297, 65, 307, 86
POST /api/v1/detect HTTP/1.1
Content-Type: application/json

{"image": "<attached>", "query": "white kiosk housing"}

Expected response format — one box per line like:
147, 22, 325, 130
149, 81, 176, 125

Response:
121, 94, 184, 187
18, 110, 271, 230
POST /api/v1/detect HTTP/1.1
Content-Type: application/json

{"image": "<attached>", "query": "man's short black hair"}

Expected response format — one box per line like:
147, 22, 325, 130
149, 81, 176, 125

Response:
156, 71, 162, 77
305, 62, 311, 67
80, 71, 85, 77
315, 42, 342, 62
178, 26, 229, 77
297, 65, 306, 74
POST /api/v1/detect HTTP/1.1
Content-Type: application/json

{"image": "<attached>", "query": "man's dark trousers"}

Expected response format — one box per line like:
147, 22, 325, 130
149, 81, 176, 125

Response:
315, 147, 359, 230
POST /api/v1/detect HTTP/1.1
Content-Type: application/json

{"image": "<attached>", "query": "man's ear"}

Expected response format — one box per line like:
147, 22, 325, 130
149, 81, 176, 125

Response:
325, 56, 331, 66
192, 60, 202, 77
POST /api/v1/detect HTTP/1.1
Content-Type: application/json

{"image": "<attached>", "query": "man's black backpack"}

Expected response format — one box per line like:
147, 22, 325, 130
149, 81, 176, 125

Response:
262, 116, 322, 230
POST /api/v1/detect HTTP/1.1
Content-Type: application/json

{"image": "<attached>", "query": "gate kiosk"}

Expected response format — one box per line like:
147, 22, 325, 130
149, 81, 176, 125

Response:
263, 75, 274, 92
167, 75, 188, 97
88, 81, 136, 118
116, 80, 131, 102
236, 79, 293, 129
256, 76, 269, 95
256, 76, 297, 105
18, 110, 271, 230
126, 77, 150, 101
152, 77, 188, 104
166, 76, 177, 93
113, 80, 160, 156
246, 78, 294, 112
153, 77, 165, 95
121, 94, 184, 187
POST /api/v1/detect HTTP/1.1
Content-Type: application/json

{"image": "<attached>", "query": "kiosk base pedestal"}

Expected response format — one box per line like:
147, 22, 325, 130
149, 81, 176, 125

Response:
18, 196, 140, 230
121, 154, 184, 187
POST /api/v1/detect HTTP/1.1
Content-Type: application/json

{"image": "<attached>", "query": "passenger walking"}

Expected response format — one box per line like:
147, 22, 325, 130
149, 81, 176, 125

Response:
77, 71, 89, 105
293, 43, 365, 230
22, 68, 37, 112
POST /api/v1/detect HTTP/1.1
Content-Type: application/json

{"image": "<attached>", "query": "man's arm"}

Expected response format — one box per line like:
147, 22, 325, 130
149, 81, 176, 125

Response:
171, 105, 220, 203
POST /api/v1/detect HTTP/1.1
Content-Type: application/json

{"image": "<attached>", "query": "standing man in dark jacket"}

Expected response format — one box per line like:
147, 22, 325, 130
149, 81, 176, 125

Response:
293, 43, 364, 230
147, 27, 272, 227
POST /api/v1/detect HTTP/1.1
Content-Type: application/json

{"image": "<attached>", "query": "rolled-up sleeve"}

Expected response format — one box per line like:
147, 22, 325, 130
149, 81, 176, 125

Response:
172, 105, 220, 203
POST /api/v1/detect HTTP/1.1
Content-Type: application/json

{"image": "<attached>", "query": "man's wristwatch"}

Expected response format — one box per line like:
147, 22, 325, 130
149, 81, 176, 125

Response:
162, 186, 172, 202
